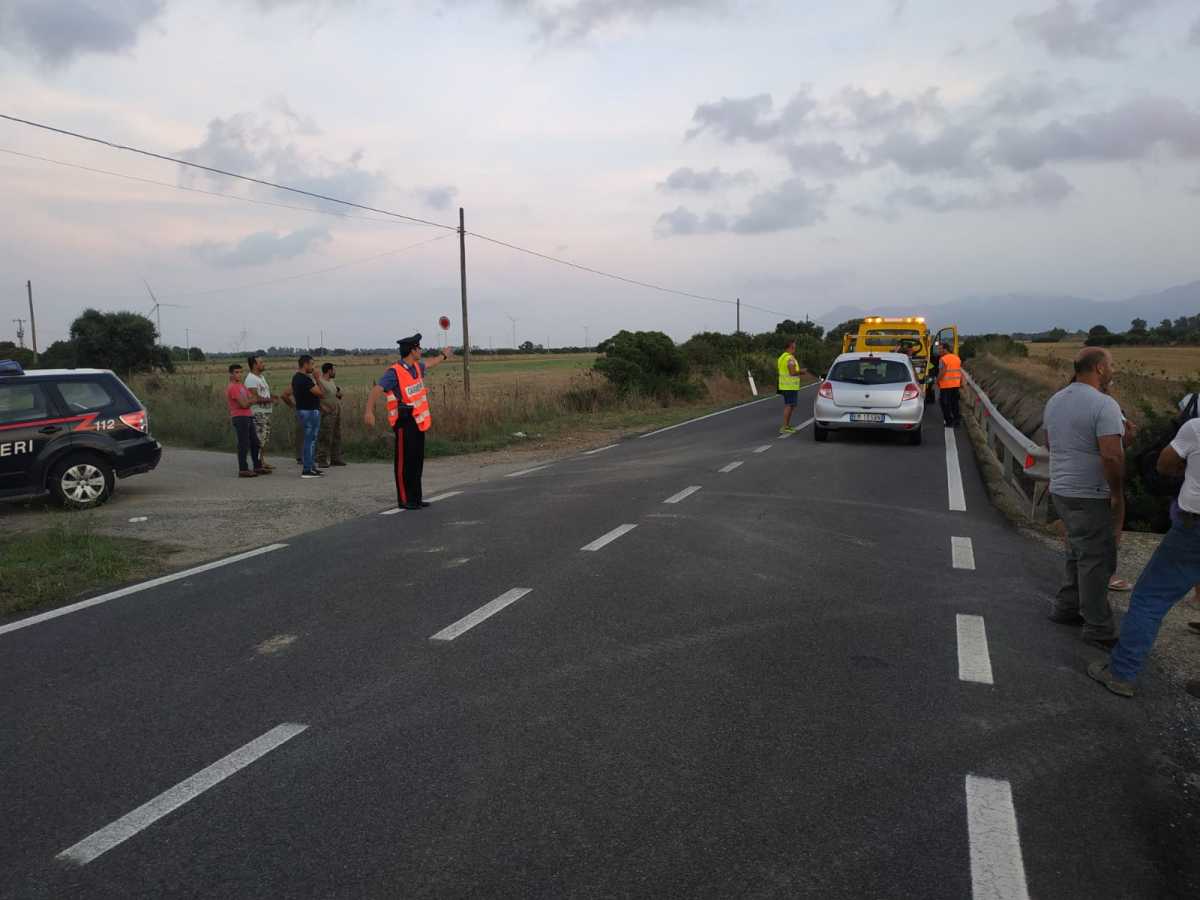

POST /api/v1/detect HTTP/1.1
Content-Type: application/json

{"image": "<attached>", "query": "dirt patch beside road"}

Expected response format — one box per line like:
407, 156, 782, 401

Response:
0, 441, 585, 570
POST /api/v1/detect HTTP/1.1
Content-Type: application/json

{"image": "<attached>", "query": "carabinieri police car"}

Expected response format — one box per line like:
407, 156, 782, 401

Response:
0, 360, 161, 509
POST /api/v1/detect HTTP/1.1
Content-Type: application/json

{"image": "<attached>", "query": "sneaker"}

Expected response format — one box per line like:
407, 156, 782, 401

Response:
1087, 661, 1135, 697
238, 470, 257, 478
784, 426, 797, 433
301, 470, 320, 479
253, 467, 272, 475
313, 469, 325, 476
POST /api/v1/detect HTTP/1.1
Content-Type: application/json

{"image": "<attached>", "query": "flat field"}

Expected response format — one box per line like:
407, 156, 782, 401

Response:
176, 353, 596, 394
1023, 341, 1200, 381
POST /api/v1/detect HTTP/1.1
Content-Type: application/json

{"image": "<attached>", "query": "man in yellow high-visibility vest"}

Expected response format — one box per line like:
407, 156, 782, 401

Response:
777, 338, 802, 435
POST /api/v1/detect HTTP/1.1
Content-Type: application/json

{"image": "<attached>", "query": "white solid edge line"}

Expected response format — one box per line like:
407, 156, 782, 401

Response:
663, 485, 703, 505
965, 775, 1030, 900
429, 587, 533, 642
581, 523, 638, 551
0, 544, 289, 638
379, 490, 463, 515
956, 614, 994, 685
952, 536, 976, 571
719, 461, 744, 473
946, 427, 967, 512
777, 417, 815, 439
638, 390, 806, 440
583, 444, 618, 455
57, 723, 308, 866
505, 464, 552, 478
753, 444, 772, 453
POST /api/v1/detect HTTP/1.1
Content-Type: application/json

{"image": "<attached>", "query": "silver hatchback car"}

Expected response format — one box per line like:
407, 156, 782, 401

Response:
813, 352, 925, 445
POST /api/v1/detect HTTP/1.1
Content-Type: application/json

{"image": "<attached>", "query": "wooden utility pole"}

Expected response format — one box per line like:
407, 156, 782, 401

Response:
26, 281, 38, 362
458, 207, 471, 401
736, 297, 740, 334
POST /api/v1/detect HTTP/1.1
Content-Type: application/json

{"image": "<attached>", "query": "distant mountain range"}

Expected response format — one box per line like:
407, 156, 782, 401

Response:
817, 279, 1200, 335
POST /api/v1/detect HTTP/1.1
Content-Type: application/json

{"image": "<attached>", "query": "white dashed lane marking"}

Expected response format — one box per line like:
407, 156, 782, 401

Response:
965, 775, 1030, 900
0, 544, 289, 638
57, 723, 308, 866
952, 536, 976, 570
429, 588, 533, 641
581, 524, 638, 552
753, 444, 772, 454
719, 461, 743, 473
956, 614, 994, 685
505, 465, 552, 478
663, 486, 702, 505
945, 427, 967, 512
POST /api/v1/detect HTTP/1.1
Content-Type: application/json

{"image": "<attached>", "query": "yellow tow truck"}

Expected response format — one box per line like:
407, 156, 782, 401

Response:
841, 316, 959, 392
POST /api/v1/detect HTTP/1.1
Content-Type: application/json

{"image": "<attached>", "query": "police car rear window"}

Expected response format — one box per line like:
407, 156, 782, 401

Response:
55, 380, 114, 412
0, 384, 50, 425
830, 359, 912, 385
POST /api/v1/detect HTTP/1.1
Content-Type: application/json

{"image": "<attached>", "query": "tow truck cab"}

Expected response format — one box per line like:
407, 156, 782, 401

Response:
841, 318, 959, 384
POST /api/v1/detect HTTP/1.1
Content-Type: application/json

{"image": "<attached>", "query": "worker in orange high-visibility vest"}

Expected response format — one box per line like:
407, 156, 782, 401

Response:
365, 333, 454, 510
936, 343, 963, 428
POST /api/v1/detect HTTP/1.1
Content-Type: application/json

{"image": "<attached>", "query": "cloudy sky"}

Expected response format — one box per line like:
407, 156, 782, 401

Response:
1, 0, 1199, 350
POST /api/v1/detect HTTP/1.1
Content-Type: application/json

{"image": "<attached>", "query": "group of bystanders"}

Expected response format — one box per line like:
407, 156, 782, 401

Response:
1042, 347, 1200, 698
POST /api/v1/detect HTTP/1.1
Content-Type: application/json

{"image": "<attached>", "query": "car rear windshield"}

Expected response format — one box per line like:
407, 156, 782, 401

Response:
829, 359, 912, 385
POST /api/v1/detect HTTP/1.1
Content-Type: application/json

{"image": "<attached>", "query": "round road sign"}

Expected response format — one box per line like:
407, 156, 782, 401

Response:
438, 316, 451, 331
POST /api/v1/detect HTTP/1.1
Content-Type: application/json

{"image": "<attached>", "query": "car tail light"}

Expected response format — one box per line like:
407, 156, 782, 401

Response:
818, 381, 833, 399
120, 410, 148, 432
901, 383, 920, 401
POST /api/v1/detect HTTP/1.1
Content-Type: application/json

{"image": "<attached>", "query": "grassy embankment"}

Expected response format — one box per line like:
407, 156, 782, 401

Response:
133, 353, 770, 459
1, 521, 166, 619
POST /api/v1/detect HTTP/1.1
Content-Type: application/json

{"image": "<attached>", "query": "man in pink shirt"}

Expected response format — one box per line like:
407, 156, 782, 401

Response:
227, 363, 269, 478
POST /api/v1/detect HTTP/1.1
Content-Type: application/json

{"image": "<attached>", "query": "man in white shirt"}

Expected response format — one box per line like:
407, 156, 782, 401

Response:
1089, 416, 1200, 697
243, 356, 280, 471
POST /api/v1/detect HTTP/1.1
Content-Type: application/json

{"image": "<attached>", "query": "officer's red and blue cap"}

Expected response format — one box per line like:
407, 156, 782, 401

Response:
397, 333, 422, 356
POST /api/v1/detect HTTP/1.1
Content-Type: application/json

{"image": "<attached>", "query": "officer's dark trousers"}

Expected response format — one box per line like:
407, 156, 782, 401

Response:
393, 415, 425, 506
939, 387, 961, 426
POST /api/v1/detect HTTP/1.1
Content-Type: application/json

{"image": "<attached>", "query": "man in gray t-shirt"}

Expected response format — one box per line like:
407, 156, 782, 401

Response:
1043, 347, 1125, 645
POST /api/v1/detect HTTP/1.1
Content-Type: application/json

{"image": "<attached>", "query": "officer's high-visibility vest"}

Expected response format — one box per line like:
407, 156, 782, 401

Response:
386, 362, 431, 431
938, 352, 963, 390
777, 352, 801, 391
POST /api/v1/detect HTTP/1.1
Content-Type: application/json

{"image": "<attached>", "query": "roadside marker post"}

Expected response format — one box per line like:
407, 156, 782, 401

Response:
747, 370, 758, 396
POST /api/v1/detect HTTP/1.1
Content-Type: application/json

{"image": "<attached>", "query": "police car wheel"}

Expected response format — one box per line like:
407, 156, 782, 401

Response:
51, 455, 114, 510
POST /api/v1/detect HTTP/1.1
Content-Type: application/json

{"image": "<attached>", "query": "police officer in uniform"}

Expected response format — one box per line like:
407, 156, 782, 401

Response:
365, 333, 454, 510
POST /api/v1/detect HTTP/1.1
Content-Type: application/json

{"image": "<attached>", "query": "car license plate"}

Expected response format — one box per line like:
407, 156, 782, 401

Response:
850, 413, 885, 423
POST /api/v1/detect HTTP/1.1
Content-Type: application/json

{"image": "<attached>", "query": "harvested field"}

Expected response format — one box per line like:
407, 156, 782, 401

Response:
1024, 341, 1200, 382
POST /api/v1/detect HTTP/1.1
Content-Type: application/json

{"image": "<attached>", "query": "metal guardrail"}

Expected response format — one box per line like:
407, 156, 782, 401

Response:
961, 369, 1052, 521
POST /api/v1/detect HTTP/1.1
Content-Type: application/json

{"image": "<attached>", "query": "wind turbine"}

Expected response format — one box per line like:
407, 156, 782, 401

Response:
143, 280, 186, 345
505, 313, 518, 349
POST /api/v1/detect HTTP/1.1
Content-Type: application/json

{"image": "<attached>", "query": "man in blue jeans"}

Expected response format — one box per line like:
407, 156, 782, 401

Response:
285, 355, 325, 478
1089, 416, 1200, 696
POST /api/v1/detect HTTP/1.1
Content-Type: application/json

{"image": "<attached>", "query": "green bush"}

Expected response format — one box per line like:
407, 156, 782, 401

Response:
595, 330, 696, 400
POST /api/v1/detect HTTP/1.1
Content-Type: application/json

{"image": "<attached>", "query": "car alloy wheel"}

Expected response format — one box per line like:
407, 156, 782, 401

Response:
61, 463, 107, 503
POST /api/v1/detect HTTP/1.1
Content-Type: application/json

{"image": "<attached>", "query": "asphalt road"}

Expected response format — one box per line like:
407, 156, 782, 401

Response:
2, 391, 1197, 899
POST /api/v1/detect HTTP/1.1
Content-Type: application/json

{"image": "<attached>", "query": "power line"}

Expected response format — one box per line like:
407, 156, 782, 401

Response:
466, 230, 797, 319
155, 234, 452, 300
0, 112, 801, 323
0, 147, 424, 226
0, 112, 457, 232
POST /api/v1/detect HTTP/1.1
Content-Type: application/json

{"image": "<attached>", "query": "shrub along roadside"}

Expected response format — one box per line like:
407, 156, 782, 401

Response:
1, 522, 168, 618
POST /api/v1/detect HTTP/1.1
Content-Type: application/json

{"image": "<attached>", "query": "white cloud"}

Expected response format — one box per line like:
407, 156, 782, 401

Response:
992, 96, 1200, 170
657, 166, 755, 192
192, 225, 332, 267
686, 90, 816, 143
0, 0, 166, 66
1013, 0, 1163, 60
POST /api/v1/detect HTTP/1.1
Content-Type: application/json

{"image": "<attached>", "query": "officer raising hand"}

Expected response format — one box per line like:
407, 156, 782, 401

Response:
365, 333, 453, 510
